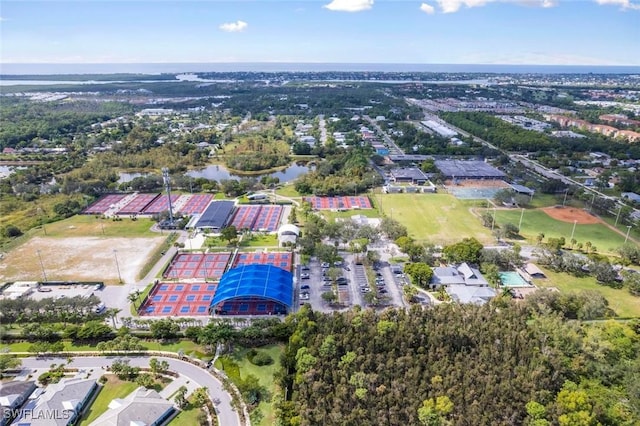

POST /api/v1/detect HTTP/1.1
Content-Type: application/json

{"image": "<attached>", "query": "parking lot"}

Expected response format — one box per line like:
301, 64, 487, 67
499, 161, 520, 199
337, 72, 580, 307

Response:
295, 251, 407, 312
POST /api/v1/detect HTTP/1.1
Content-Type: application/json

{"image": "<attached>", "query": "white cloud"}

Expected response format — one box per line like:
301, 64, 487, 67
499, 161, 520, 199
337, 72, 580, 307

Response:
420, 3, 436, 13
323, 0, 374, 12
433, 0, 557, 13
219, 20, 248, 32
594, 0, 640, 9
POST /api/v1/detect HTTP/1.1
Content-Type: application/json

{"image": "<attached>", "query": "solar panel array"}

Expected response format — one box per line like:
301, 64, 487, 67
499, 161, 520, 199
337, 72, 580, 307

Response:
178, 194, 214, 215
142, 194, 181, 214
117, 193, 161, 215
82, 194, 127, 214
304, 196, 372, 210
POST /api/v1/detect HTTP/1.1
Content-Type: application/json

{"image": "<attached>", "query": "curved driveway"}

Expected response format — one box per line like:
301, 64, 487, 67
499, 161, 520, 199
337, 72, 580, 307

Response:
21, 355, 241, 426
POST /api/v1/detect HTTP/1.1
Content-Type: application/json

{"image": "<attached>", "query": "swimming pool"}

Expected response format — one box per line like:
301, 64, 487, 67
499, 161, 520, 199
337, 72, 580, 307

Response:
499, 272, 532, 287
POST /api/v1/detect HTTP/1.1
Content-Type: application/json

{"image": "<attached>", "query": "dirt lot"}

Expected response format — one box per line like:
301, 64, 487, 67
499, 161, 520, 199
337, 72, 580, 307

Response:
541, 206, 601, 224
0, 236, 164, 284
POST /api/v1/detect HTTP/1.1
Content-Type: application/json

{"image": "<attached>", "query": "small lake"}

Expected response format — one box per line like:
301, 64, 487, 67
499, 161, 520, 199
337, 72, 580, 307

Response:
185, 162, 311, 182
118, 172, 149, 183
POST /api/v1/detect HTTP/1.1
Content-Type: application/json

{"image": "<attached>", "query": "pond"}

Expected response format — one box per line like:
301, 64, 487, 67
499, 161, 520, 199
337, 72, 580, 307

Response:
185, 162, 311, 182
118, 172, 149, 184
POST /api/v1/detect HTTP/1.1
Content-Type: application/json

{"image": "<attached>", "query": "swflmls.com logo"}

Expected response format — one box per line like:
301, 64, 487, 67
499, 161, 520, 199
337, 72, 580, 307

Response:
3, 409, 73, 420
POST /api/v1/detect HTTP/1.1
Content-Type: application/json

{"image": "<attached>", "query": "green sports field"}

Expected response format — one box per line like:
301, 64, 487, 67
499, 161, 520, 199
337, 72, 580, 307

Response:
377, 194, 494, 245
493, 209, 633, 254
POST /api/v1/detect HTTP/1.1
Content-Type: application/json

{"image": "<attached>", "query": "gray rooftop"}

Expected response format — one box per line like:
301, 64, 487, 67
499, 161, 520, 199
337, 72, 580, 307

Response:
432, 263, 489, 287
13, 377, 96, 426
446, 285, 497, 305
390, 167, 428, 181
89, 387, 175, 426
435, 160, 506, 179
195, 200, 235, 229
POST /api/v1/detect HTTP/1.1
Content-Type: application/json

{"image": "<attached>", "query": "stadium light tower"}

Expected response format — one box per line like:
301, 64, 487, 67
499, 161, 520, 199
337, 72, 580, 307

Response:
162, 167, 175, 225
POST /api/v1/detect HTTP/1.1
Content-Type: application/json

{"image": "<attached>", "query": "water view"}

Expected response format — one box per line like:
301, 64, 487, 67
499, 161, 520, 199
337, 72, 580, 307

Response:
185, 162, 311, 182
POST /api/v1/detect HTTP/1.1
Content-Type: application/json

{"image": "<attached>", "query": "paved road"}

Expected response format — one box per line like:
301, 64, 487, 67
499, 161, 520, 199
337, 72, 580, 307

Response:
363, 115, 405, 155
318, 114, 328, 145
21, 355, 241, 426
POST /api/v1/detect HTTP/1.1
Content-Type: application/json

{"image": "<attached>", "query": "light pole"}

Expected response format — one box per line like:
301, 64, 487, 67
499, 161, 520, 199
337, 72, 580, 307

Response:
625, 225, 632, 244
570, 220, 577, 242
615, 204, 623, 227
562, 188, 568, 207
113, 249, 123, 283
518, 208, 525, 231
491, 208, 497, 231
36, 250, 48, 282
589, 192, 596, 213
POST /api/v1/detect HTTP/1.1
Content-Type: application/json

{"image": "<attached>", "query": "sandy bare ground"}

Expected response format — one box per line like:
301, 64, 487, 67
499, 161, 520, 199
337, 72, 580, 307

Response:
0, 236, 164, 284
541, 206, 601, 224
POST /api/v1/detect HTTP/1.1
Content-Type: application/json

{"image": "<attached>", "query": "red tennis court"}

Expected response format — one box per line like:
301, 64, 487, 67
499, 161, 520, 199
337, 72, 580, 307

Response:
230, 205, 261, 230
232, 252, 292, 271
253, 205, 283, 231
164, 252, 232, 280
142, 194, 181, 214
83, 194, 127, 214
178, 194, 214, 215
304, 196, 371, 210
139, 282, 217, 316
117, 193, 160, 215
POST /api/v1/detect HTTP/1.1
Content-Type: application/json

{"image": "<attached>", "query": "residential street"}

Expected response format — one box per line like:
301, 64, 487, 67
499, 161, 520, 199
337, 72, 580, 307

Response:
20, 355, 241, 426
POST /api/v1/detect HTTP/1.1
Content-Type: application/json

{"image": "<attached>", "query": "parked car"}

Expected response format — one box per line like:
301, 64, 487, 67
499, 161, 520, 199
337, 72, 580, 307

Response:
300, 273, 310, 279
301, 265, 310, 271
321, 262, 330, 268
300, 284, 310, 290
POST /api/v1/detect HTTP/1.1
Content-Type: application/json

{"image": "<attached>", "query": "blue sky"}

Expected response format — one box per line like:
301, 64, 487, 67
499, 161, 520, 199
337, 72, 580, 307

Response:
1, 0, 639, 65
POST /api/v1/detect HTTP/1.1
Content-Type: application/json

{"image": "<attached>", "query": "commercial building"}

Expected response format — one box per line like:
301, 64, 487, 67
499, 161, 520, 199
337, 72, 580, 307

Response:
435, 160, 506, 180
194, 200, 235, 232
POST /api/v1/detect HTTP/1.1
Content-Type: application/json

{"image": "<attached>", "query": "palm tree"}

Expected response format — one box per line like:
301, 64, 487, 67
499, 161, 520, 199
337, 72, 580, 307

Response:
106, 308, 121, 329
128, 290, 142, 310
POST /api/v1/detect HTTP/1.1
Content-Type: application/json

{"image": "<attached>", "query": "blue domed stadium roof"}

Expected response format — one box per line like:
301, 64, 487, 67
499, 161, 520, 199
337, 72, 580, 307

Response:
211, 264, 294, 309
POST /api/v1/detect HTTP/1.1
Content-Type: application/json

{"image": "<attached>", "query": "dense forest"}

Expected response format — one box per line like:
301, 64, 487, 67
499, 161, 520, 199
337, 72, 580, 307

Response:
441, 111, 640, 159
294, 147, 382, 195
0, 99, 133, 149
276, 303, 640, 425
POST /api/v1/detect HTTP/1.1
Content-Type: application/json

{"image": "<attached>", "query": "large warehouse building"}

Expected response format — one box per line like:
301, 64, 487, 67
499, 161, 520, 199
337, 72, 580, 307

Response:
210, 264, 294, 315
194, 200, 235, 231
434, 160, 506, 180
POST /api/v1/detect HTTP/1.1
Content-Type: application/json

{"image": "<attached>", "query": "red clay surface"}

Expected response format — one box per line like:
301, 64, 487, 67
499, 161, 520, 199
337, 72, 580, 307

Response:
163, 252, 232, 280
232, 252, 293, 271
177, 194, 214, 215
140, 282, 216, 316
82, 194, 127, 214
541, 206, 601, 224
304, 196, 372, 210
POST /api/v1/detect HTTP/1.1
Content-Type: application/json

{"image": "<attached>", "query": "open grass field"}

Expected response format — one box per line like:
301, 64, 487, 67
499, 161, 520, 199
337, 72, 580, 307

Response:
0, 235, 164, 284
377, 194, 494, 245
42, 215, 158, 238
275, 184, 301, 198
78, 375, 138, 425
240, 233, 279, 247
320, 208, 381, 222
216, 344, 283, 426
494, 208, 633, 254
533, 267, 640, 318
